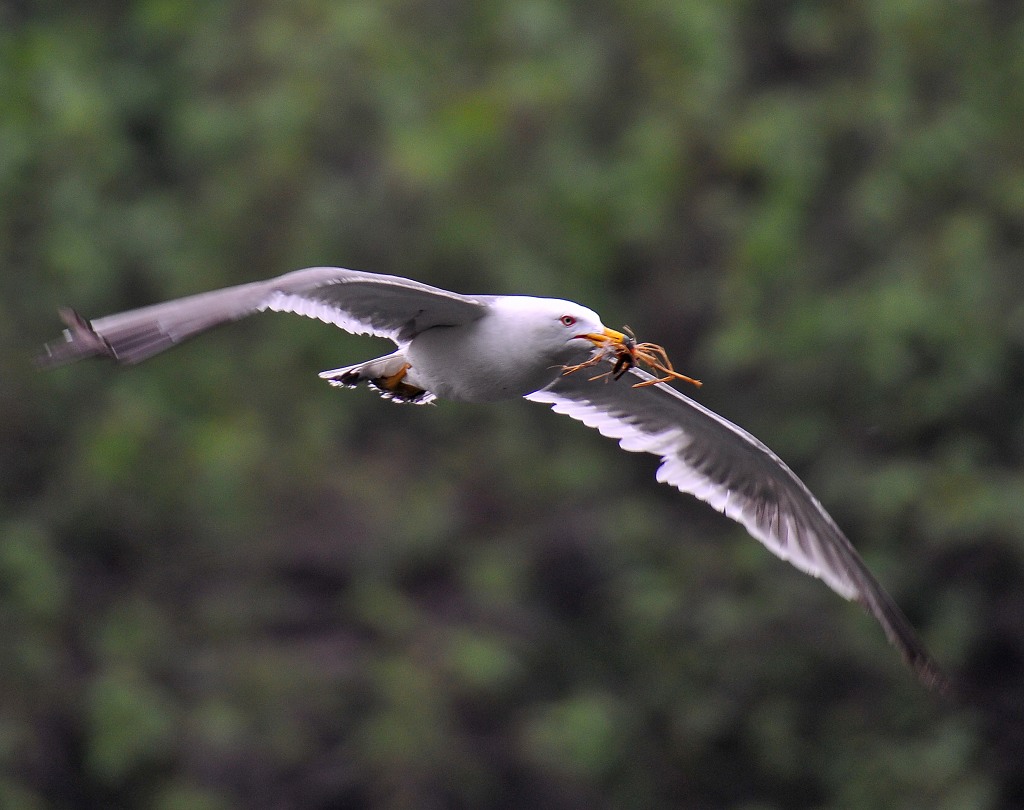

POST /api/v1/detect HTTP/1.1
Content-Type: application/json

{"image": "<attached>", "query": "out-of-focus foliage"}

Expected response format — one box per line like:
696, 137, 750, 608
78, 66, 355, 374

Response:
2, 1, 1023, 807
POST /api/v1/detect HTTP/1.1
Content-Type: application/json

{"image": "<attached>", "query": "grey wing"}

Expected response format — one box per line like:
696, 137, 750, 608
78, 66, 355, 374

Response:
527, 365, 948, 692
38, 266, 489, 367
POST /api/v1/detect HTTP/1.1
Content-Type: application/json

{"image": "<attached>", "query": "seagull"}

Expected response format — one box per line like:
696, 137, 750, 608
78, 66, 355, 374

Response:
39, 266, 948, 692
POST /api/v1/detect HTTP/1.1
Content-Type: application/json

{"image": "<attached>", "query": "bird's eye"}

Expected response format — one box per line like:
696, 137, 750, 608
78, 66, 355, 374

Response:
560, 315, 577, 327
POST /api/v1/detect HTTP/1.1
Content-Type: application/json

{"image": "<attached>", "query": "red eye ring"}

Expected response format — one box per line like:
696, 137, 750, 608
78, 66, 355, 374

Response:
560, 315, 577, 327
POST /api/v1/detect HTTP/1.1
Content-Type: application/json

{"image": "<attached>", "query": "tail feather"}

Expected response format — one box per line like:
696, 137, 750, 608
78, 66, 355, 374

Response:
319, 353, 435, 404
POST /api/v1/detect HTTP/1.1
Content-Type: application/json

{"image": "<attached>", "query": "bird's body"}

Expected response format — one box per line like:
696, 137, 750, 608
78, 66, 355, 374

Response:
403, 297, 602, 401
39, 266, 949, 693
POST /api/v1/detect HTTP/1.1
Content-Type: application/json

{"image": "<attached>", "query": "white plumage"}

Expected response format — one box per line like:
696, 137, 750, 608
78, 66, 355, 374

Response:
39, 266, 948, 692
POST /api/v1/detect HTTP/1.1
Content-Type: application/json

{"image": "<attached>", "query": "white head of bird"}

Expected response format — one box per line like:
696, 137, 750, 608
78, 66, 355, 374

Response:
403, 296, 623, 402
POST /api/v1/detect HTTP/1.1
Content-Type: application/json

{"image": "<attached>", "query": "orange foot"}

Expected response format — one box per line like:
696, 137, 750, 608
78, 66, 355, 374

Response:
372, 363, 431, 403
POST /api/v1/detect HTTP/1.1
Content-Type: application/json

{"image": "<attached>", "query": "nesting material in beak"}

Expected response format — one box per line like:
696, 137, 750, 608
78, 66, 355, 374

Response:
567, 326, 702, 389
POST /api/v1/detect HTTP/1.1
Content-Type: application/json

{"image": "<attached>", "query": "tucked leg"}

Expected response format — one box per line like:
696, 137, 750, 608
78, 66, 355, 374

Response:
319, 352, 434, 404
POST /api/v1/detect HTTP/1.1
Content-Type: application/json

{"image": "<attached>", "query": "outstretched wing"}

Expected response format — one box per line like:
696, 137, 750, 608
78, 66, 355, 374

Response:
527, 365, 948, 692
38, 266, 489, 367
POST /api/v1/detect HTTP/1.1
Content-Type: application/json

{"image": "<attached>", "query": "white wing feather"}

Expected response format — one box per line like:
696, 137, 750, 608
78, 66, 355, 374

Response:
527, 365, 947, 691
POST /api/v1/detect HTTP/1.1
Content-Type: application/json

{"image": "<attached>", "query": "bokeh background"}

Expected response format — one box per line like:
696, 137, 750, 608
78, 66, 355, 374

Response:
3, 2, 1024, 808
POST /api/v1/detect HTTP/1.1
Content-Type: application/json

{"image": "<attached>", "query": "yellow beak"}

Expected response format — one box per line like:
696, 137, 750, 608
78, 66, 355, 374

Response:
581, 326, 627, 346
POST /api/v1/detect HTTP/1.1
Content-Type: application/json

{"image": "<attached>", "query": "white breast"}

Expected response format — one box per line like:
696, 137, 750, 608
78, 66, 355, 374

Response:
405, 304, 591, 402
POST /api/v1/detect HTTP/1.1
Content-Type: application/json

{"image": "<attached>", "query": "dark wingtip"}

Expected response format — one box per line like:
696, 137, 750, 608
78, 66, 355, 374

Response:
912, 655, 954, 699
36, 308, 114, 369
856, 591, 954, 698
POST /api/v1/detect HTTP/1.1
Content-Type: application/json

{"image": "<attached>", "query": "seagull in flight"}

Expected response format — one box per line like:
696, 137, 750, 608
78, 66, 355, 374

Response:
39, 266, 948, 692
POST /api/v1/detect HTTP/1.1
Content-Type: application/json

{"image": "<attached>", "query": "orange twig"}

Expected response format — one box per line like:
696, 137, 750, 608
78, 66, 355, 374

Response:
563, 327, 702, 389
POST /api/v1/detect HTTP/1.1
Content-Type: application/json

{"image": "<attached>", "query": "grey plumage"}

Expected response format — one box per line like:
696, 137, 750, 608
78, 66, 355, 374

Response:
39, 266, 949, 693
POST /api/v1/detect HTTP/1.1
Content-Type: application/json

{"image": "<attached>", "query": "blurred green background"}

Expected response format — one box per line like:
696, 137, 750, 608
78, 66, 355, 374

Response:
3, 1, 1023, 808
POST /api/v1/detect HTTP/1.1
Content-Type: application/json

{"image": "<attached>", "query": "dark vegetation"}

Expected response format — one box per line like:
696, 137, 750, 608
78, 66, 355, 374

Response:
2, 1, 1023, 807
